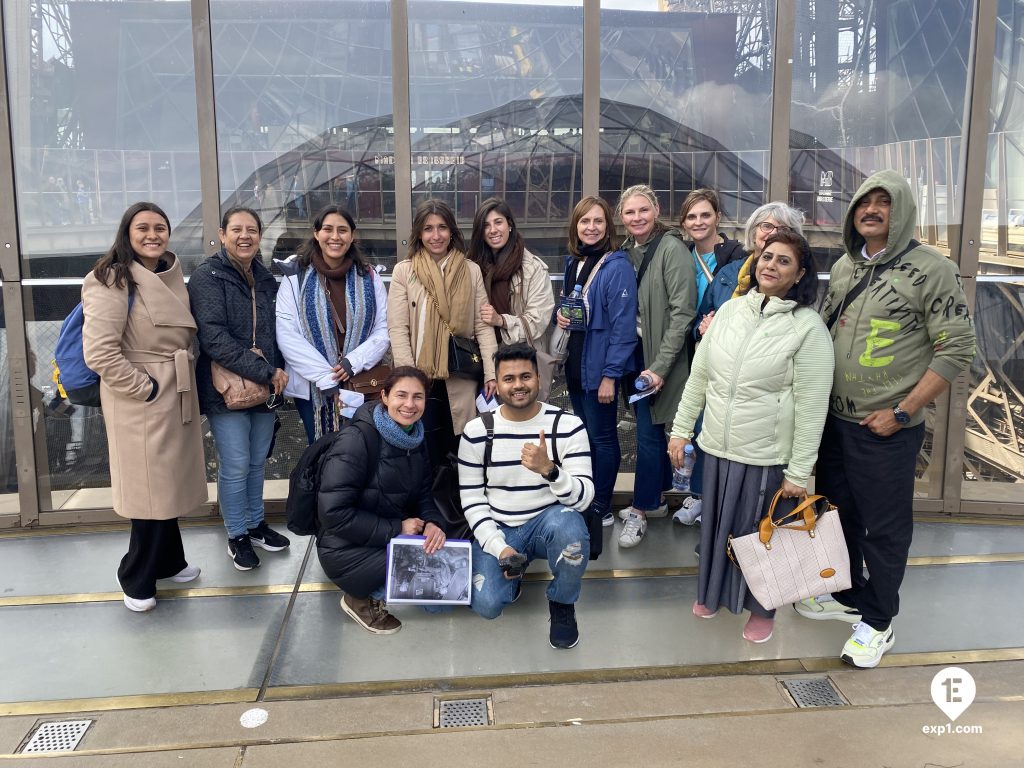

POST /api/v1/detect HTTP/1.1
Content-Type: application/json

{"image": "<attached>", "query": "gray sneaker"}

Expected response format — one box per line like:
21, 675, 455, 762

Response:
618, 511, 648, 548
672, 496, 702, 525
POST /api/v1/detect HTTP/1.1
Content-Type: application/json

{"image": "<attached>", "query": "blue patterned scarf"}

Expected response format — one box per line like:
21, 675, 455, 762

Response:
373, 403, 425, 450
298, 265, 377, 438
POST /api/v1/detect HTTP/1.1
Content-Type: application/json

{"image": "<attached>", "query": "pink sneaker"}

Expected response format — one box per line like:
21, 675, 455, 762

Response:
742, 614, 774, 643
692, 601, 718, 619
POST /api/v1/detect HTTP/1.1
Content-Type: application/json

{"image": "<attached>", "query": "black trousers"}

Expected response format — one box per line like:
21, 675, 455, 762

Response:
422, 378, 458, 472
814, 414, 924, 631
117, 518, 188, 600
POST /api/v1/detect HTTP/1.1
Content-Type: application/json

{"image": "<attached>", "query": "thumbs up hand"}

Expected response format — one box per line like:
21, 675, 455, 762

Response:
521, 429, 555, 476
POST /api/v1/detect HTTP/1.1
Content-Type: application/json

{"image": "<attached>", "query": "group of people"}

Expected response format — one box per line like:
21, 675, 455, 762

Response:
80, 168, 975, 667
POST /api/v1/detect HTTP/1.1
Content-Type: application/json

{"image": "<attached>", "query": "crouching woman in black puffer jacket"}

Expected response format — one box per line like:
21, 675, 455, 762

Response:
317, 366, 446, 635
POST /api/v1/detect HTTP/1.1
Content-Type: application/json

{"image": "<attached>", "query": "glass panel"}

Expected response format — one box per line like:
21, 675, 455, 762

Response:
963, 0, 1024, 505
209, 1, 397, 270
789, 0, 974, 268
3, 0, 204, 512
791, 1, 976, 500
4, 0, 204, 277
407, 0, 584, 263
0, 286, 17, 504
600, 2, 773, 232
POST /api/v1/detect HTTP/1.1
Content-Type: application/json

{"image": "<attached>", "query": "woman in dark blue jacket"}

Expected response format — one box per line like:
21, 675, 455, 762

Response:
317, 366, 446, 635
555, 196, 638, 529
188, 206, 291, 571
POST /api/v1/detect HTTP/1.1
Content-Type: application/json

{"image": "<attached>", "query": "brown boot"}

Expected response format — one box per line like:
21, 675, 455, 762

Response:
340, 594, 402, 635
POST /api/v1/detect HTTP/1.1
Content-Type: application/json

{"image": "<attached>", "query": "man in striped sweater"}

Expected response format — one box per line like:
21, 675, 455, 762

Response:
458, 344, 595, 649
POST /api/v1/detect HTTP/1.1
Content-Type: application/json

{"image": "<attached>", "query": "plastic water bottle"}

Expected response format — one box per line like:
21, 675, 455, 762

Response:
672, 443, 696, 492
561, 283, 586, 332
634, 374, 653, 392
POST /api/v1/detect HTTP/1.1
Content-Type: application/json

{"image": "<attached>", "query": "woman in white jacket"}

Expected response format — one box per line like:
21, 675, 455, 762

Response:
276, 205, 389, 443
668, 229, 833, 644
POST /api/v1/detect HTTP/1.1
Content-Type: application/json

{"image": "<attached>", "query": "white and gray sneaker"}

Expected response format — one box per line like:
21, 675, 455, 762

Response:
673, 496, 702, 525
618, 511, 648, 548
618, 503, 668, 520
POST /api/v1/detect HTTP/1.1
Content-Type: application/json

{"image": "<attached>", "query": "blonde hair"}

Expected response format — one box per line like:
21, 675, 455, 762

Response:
615, 184, 661, 218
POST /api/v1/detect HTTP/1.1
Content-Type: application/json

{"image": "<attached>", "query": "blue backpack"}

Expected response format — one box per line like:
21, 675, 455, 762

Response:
53, 291, 134, 408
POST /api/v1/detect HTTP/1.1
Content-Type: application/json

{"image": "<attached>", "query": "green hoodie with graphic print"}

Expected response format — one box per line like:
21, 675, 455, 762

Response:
821, 169, 975, 425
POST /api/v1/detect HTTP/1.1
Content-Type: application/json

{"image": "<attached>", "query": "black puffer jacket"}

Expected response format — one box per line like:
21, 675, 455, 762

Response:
316, 404, 444, 596
187, 250, 282, 415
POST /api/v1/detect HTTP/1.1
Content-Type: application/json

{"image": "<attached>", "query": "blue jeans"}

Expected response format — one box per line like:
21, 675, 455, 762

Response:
208, 411, 277, 538
569, 388, 620, 517
632, 393, 672, 509
470, 505, 590, 619
295, 396, 316, 445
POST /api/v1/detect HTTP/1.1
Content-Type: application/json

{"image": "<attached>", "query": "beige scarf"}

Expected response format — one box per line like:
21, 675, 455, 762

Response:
412, 247, 474, 379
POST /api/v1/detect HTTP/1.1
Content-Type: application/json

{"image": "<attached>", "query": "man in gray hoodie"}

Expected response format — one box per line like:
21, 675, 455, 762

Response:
795, 170, 975, 668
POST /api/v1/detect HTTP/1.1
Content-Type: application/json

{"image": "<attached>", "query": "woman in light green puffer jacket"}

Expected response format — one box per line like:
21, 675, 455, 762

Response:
668, 229, 833, 645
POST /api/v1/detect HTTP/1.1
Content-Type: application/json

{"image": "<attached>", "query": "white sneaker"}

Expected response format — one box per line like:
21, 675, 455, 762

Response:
841, 622, 895, 669
117, 573, 156, 613
794, 594, 861, 623
618, 511, 648, 548
167, 565, 201, 583
617, 503, 669, 520
673, 497, 702, 525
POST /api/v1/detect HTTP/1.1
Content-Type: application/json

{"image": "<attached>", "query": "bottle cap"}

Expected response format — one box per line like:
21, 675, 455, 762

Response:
573, 284, 583, 291
683, 443, 694, 454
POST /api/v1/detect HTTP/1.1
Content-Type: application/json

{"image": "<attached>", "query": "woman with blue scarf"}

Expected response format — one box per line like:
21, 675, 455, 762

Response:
276, 205, 390, 443
316, 367, 447, 635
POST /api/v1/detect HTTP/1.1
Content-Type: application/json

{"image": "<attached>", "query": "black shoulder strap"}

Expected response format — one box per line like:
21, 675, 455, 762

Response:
635, 231, 667, 287
825, 239, 919, 331
549, 409, 563, 466
352, 419, 380, 485
480, 411, 495, 486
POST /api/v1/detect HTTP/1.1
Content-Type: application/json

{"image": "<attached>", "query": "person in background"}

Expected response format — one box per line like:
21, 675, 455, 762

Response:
189, 206, 292, 571
614, 184, 697, 549
317, 366, 446, 635
468, 197, 554, 351
82, 202, 207, 612
556, 196, 637, 529
276, 205, 389, 444
669, 229, 832, 643
387, 199, 498, 471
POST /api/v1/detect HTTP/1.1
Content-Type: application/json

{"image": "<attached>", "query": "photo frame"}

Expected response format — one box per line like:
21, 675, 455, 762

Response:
385, 536, 473, 605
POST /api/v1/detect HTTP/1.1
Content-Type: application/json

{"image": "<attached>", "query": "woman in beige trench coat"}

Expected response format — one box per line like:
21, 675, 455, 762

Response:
82, 202, 208, 612
387, 199, 497, 471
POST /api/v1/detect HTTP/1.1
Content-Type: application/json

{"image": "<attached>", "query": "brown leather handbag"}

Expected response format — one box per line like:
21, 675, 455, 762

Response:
346, 363, 391, 401
210, 285, 271, 410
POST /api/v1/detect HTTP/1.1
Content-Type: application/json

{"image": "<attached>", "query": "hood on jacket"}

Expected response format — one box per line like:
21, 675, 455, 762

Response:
842, 169, 917, 260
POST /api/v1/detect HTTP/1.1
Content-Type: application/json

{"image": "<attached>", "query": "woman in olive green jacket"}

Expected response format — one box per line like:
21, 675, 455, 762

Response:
614, 184, 697, 550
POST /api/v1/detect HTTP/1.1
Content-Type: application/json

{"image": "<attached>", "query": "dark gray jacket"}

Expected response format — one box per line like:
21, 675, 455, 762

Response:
187, 250, 282, 415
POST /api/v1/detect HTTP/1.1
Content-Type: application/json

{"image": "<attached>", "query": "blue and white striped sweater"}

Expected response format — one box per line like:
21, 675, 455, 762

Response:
457, 405, 595, 559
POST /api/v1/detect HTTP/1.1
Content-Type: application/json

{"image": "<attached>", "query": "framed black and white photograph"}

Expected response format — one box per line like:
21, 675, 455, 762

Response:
385, 536, 472, 605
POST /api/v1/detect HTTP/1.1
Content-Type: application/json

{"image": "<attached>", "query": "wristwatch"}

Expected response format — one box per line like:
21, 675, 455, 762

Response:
543, 464, 560, 482
892, 405, 911, 425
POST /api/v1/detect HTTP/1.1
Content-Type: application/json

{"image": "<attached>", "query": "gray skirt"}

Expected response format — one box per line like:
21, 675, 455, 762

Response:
697, 455, 784, 617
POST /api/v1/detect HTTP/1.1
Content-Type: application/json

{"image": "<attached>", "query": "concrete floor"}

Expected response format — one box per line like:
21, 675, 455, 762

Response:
0, 516, 1022, 764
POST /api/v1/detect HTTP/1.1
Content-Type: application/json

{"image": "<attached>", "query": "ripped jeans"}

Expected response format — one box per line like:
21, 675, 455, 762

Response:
470, 504, 590, 619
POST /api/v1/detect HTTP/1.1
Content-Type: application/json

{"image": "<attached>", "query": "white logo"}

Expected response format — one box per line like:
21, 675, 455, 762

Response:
930, 667, 975, 722
621, 289, 629, 298
819, 170, 834, 188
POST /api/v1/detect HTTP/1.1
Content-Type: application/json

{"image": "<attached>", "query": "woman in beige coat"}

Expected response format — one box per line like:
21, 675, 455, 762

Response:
387, 199, 497, 470
82, 202, 207, 613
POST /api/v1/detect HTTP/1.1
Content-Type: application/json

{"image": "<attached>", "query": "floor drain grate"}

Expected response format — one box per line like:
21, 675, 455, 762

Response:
19, 720, 93, 753
435, 696, 492, 728
782, 678, 846, 708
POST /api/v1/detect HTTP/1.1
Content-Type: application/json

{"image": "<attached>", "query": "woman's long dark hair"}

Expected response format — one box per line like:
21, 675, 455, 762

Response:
468, 198, 525, 279
408, 199, 465, 258
295, 205, 371, 275
747, 229, 819, 306
92, 202, 170, 290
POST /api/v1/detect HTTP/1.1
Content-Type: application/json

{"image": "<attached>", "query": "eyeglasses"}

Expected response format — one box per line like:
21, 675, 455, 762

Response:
756, 221, 780, 233
266, 393, 283, 410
